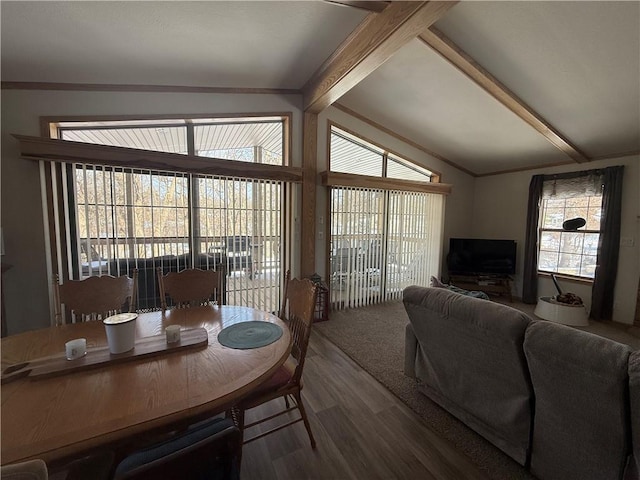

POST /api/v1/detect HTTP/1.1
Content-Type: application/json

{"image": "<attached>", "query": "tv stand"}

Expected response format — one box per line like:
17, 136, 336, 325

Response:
449, 274, 513, 302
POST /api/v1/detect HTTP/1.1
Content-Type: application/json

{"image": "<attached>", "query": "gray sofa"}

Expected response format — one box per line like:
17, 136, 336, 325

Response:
403, 286, 638, 480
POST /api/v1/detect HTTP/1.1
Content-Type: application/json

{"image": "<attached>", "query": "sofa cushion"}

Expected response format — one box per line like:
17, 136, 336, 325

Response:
403, 286, 533, 465
524, 321, 632, 480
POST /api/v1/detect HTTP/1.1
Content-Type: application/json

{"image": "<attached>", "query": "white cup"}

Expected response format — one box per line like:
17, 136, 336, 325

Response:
165, 325, 181, 344
65, 338, 87, 360
103, 313, 138, 354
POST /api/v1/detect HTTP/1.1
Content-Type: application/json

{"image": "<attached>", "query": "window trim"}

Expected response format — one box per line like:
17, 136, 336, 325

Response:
321, 171, 451, 195
537, 271, 594, 285
14, 134, 303, 183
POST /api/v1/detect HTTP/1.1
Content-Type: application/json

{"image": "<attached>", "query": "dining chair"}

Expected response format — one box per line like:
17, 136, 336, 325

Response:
111, 417, 241, 480
229, 271, 318, 450
157, 266, 225, 310
54, 271, 138, 325
0, 459, 48, 480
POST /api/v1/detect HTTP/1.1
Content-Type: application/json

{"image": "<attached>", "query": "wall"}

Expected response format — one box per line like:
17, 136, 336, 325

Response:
473, 155, 640, 324
1, 89, 303, 335
316, 105, 477, 277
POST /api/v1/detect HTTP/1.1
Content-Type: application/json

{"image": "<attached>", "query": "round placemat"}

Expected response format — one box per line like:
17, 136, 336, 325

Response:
217, 321, 283, 349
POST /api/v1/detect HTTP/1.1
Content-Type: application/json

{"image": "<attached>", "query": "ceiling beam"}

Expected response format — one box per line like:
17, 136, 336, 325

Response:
419, 27, 589, 163
303, 1, 458, 114
323, 1, 390, 14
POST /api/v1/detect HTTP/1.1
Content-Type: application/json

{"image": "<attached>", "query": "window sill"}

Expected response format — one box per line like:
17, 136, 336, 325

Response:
537, 272, 593, 285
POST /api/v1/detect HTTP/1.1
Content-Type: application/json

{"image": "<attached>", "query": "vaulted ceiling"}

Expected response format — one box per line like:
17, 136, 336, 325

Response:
2, 1, 639, 176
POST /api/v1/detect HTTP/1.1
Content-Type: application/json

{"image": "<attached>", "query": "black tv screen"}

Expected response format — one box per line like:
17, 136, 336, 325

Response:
447, 238, 516, 275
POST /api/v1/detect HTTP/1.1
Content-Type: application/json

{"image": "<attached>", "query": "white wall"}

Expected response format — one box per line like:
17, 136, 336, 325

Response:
316, 105, 477, 278
473, 156, 640, 324
1, 89, 303, 335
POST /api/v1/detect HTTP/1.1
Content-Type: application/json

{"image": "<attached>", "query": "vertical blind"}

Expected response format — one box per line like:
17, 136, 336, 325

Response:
65, 163, 287, 314
330, 187, 385, 308
330, 187, 444, 309
386, 190, 444, 299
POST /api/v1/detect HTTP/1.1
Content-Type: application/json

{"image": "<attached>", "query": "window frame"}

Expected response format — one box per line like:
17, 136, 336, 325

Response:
328, 122, 441, 183
536, 191, 603, 282
32, 113, 297, 291
325, 122, 447, 308
43, 112, 292, 166
51, 115, 292, 274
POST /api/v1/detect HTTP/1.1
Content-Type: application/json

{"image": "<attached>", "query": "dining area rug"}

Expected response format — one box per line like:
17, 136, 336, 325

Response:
313, 300, 534, 480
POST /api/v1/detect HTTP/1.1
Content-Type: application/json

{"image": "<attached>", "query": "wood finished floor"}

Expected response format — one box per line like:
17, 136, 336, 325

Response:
240, 331, 489, 480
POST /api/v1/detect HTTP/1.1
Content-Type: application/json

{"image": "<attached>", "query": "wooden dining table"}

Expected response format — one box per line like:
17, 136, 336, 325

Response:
1, 305, 291, 468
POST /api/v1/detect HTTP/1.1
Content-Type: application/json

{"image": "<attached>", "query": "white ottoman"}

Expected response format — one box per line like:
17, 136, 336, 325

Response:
534, 296, 589, 326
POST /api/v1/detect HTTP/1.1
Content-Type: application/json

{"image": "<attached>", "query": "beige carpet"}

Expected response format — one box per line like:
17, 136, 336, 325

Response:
314, 300, 535, 480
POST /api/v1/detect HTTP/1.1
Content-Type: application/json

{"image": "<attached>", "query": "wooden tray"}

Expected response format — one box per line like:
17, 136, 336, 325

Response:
2, 327, 208, 383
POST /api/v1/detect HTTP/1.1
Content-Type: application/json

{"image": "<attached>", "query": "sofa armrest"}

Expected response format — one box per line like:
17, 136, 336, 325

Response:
404, 322, 417, 378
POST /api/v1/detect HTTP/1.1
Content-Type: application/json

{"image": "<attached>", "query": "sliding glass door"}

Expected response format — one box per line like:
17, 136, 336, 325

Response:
328, 124, 445, 309
330, 187, 444, 309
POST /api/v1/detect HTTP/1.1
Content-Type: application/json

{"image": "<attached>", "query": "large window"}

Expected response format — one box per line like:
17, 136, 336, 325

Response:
538, 196, 601, 278
328, 124, 445, 309
537, 174, 603, 279
50, 115, 292, 313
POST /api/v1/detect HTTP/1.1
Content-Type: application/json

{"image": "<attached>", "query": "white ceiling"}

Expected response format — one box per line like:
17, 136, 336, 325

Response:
1, 1, 639, 176
0, 1, 366, 88
339, 38, 570, 175
435, 1, 640, 159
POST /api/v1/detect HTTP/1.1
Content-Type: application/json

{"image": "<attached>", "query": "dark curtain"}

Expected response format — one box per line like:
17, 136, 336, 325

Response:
522, 175, 544, 303
590, 166, 624, 320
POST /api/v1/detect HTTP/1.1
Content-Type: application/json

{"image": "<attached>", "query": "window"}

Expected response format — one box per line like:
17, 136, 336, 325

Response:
328, 124, 444, 309
194, 119, 284, 164
523, 166, 623, 318
330, 125, 434, 180
537, 174, 603, 279
49, 115, 292, 313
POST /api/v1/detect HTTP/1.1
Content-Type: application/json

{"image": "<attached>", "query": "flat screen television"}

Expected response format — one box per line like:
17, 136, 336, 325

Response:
447, 238, 516, 276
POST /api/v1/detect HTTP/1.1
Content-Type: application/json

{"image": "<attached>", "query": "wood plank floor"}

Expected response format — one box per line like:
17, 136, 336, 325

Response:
240, 331, 489, 480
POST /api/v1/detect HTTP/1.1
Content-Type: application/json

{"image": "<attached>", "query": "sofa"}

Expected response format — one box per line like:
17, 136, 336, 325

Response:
403, 286, 638, 480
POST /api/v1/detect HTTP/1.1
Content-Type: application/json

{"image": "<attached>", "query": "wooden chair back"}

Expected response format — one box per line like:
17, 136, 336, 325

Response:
280, 271, 317, 385
157, 266, 225, 310
54, 271, 138, 325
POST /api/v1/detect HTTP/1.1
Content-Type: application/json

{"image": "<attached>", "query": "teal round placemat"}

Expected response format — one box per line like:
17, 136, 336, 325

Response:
217, 321, 283, 349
